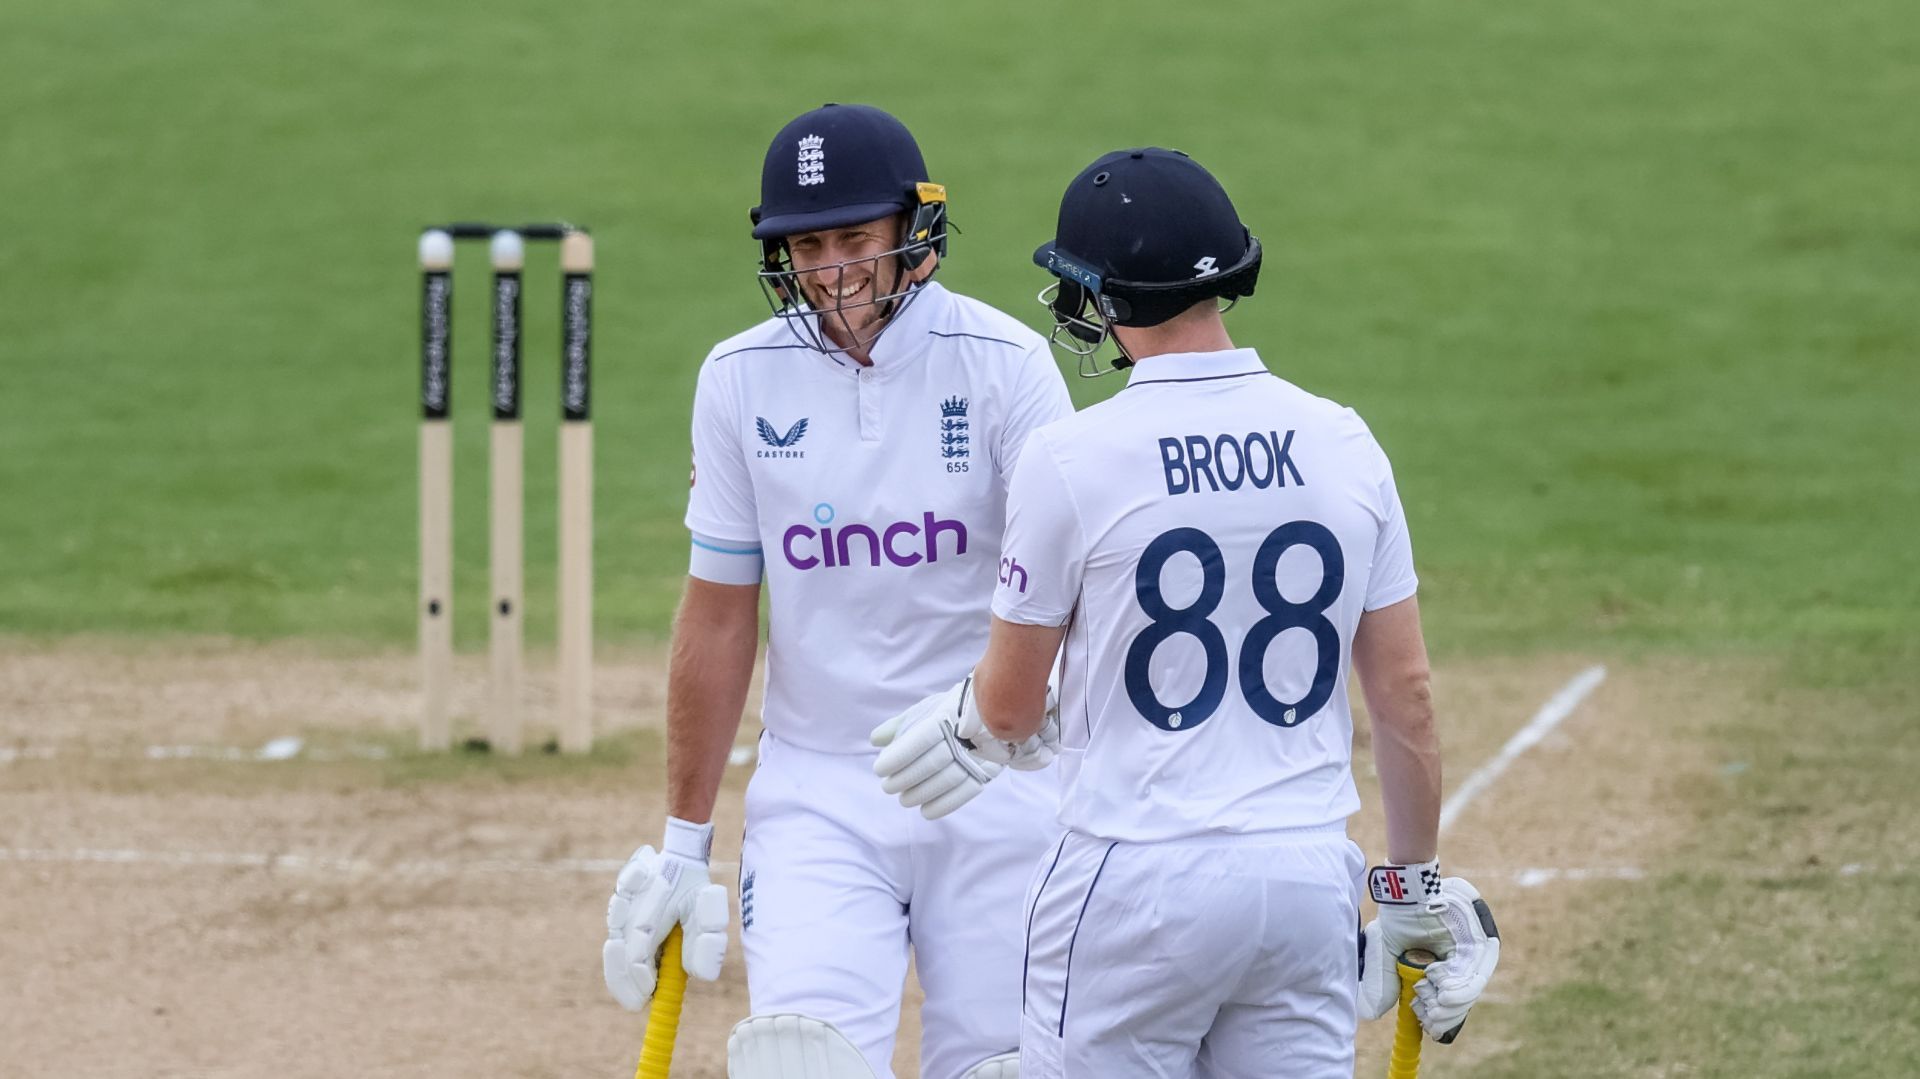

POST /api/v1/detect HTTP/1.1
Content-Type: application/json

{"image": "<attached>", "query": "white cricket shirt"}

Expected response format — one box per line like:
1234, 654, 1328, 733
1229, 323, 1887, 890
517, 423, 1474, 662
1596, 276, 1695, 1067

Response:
991, 348, 1419, 840
686, 282, 1073, 754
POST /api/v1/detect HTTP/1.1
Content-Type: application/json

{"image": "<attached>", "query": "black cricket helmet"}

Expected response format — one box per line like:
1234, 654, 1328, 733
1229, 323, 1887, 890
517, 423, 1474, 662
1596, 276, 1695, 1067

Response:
750, 103, 950, 354
1033, 148, 1261, 374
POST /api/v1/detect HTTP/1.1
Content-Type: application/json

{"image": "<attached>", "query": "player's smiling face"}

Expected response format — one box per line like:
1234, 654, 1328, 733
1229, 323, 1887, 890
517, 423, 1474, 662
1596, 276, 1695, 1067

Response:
785, 215, 905, 343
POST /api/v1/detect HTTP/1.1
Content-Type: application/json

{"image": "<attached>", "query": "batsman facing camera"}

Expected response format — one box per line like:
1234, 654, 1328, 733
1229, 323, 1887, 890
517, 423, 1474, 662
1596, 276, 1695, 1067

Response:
608, 101, 1074, 1079
750, 103, 950, 358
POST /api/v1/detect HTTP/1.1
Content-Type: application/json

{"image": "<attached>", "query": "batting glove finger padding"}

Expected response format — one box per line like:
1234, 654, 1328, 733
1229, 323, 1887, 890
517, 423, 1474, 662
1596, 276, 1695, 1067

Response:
919, 773, 995, 820
877, 729, 966, 795
892, 738, 999, 819
680, 883, 731, 981
866, 704, 916, 750
1355, 920, 1402, 1022
602, 839, 731, 1010
1409, 879, 1501, 1042
896, 763, 974, 810
870, 678, 1013, 820
604, 846, 668, 1009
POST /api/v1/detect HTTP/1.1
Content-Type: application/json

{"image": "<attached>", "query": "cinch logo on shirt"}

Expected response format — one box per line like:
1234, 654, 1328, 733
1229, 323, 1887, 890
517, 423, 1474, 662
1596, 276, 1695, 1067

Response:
781, 504, 969, 570
1158, 430, 1304, 496
999, 556, 1029, 593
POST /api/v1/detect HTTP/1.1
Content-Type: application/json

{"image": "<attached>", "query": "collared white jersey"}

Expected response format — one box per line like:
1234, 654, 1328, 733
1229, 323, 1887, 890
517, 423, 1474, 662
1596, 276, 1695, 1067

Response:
686, 282, 1074, 754
991, 348, 1418, 841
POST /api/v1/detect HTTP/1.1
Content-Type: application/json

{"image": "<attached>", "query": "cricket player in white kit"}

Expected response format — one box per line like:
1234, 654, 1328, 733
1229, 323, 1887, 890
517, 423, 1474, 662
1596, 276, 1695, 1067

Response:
601, 103, 1072, 1079
871, 149, 1501, 1077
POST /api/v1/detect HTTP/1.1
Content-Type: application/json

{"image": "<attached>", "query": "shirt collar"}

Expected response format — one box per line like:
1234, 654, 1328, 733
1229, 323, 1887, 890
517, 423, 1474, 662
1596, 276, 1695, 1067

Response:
807, 280, 951, 374
862, 280, 949, 369
1123, 347, 1268, 387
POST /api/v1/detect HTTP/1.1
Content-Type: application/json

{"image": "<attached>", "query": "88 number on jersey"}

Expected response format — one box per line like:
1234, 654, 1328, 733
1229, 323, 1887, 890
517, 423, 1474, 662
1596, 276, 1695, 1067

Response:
1123, 521, 1345, 732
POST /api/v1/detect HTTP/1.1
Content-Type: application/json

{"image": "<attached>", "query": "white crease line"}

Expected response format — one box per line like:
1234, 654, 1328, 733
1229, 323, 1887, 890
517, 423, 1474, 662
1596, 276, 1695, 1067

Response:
5, 739, 748, 766
1, 739, 389, 766
3, 846, 1899, 890
1503, 866, 1647, 888
1439, 664, 1607, 833
0, 846, 739, 878
1470, 864, 1905, 888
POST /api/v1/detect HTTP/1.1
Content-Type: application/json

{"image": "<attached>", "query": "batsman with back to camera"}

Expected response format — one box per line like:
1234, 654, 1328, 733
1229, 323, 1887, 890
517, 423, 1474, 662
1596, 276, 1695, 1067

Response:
872, 148, 1502, 1077
601, 103, 1073, 1079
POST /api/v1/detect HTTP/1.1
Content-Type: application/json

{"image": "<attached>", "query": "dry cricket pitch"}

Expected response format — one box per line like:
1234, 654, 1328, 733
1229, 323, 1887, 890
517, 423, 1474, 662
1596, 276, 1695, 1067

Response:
0, 638, 1709, 1077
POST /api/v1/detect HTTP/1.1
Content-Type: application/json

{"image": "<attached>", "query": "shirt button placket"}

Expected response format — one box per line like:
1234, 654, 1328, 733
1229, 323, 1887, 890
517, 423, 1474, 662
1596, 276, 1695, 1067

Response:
858, 368, 880, 441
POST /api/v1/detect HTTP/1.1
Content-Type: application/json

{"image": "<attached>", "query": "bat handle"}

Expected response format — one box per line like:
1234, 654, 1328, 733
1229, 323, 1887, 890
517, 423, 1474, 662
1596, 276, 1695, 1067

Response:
635, 927, 687, 1079
1387, 948, 1436, 1079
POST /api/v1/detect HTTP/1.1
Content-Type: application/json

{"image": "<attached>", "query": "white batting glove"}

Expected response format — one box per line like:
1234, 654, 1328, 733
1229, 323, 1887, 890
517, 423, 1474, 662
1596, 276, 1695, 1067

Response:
958, 681, 1060, 773
602, 818, 730, 1010
1358, 864, 1501, 1043
1410, 878, 1501, 1039
869, 675, 1058, 820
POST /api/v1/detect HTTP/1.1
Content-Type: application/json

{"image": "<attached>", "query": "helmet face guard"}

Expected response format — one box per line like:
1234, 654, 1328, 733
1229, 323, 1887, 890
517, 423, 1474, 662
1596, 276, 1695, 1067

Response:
1036, 239, 1261, 377
755, 183, 948, 356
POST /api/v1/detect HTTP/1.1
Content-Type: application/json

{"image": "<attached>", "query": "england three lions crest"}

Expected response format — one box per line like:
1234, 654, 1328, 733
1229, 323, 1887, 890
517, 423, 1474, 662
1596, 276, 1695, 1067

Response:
940, 397, 969, 460
796, 135, 825, 187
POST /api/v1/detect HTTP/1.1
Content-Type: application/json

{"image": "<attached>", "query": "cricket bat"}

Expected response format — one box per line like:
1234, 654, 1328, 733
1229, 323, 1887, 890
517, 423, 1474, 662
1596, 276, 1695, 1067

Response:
1387, 948, 1436, 1079
634, 927, 687, 1079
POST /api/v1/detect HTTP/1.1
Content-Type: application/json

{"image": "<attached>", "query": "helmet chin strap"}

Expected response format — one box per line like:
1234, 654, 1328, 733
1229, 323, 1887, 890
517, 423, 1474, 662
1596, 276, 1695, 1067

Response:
818, 276, 921, 358
758, 213, 944, 359
834, 242, 924, 352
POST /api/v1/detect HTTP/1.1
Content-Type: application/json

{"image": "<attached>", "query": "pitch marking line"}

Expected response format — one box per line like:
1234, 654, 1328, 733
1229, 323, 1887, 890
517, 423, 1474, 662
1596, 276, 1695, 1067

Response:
2, 738, 760, 767
0, 737, 381, 765
0, 664, 1646, 887
1, 847, 1901, 892
0, 847, 734, 877
1438, 664, 1607, 834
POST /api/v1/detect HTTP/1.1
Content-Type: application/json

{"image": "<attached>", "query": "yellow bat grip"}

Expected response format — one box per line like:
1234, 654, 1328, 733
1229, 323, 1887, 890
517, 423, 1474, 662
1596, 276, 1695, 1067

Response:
635, 927, 687, 1079
1387, 948, 1435, 1079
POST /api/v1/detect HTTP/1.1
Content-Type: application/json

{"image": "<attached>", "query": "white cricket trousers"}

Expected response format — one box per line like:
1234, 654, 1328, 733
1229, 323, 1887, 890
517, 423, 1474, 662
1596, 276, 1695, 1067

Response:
740, 732, 1061, 1079
1020, 828, 1365, 1079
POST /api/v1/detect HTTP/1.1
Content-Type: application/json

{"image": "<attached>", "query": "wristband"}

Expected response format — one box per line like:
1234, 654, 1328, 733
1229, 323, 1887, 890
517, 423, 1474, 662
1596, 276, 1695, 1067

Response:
663, 816, 715, 862
1367, 858, 1442, 906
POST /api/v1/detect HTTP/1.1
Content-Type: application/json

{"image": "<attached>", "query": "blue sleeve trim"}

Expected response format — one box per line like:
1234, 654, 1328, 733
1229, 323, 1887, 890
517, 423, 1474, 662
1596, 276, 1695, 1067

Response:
691, 537, 763, 555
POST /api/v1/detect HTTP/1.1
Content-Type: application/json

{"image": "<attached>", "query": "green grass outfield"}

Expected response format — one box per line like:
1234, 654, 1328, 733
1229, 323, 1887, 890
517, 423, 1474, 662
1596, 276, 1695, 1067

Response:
4, 0, 1917, 1073
4, 0, 1914, 659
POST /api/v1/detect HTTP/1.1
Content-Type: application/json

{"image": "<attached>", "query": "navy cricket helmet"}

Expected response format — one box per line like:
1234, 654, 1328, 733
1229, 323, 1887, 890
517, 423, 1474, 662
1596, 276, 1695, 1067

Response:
750, 103, 950, 352
1033, 148, 1261, 373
